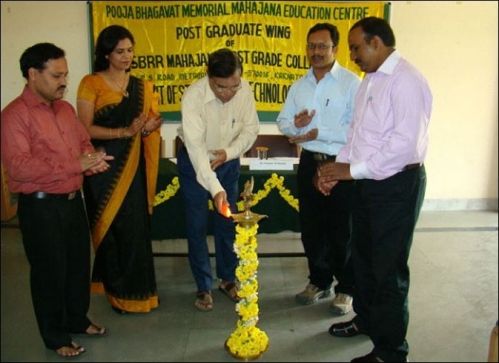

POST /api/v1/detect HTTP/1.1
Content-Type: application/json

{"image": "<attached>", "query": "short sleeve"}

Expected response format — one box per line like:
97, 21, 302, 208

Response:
77, 74, 98, 104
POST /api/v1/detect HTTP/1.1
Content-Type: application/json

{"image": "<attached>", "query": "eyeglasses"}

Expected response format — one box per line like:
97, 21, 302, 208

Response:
307, 43, 335, 50
213, 82, 242, 94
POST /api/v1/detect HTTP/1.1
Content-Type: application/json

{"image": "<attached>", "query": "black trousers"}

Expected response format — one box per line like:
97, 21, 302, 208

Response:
297, 150, 354, 293
351, 166, 426, 362
17, 193, 91, 350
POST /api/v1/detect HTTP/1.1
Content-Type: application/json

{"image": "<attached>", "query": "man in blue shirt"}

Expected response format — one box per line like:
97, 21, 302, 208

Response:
277, 23, 360, 314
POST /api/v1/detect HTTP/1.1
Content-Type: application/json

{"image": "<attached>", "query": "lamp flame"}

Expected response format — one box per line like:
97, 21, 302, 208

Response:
221, 202, 232, 218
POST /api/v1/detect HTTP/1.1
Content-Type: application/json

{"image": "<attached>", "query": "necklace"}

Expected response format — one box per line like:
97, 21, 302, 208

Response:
108, 73, 129, 98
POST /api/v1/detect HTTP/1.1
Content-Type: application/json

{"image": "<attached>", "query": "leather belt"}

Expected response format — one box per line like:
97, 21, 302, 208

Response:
23, 191, 81, 200
314, 153, 336, 162
303, 149, 336, 162
403, 163, 422, 171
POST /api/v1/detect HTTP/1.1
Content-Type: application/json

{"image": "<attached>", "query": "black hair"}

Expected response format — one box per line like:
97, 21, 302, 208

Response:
19, 43, 65, 79
350, 17, 396, 47
207, 48, 243, 78
94, 25, 135, 72
307, 23, 340, 47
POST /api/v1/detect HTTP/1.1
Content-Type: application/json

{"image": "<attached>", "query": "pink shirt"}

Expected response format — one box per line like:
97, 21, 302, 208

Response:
1, 87, 93, 193
337, 51, 432, 180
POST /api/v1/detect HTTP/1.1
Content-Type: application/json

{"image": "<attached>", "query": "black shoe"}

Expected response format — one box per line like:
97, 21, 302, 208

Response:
329, 319, 365, 337
351, 352, 383, 362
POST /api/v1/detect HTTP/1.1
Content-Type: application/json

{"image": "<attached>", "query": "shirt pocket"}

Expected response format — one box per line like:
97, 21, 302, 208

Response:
358, 100, 388, 136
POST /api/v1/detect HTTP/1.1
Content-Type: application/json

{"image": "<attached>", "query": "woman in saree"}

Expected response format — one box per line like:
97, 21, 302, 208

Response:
77, 25, 161, 314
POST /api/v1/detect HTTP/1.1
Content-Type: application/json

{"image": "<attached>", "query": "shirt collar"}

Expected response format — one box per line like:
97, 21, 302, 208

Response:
21, 86, 46, 108
306, 60, 340, 82
21, 85, 63, 110
329, 60, 342, 80
202, 76, 218, 105
377, 49, 401, 75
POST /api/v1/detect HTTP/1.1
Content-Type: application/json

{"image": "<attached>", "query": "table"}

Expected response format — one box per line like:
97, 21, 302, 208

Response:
151, 158, 300, 240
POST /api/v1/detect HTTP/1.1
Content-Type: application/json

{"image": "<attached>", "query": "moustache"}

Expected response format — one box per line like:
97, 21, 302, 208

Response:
58, 86, 66, 91
311, 56, 323, 62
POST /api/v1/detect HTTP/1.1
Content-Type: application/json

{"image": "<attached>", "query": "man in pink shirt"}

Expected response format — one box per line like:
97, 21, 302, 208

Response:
1, 43, 113, 358
315, 17, 432, 362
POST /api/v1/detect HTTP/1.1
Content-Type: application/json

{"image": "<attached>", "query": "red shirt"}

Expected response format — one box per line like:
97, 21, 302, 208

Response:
1, 87, 93, 194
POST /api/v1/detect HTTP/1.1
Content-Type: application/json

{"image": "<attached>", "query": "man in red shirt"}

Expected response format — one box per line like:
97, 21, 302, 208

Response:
1, 43, 113, 358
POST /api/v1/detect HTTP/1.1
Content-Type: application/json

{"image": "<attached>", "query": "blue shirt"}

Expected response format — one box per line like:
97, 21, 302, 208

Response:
276, 61, 360, 155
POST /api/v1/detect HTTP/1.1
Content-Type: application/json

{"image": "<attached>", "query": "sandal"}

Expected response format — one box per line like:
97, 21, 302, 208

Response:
218, 281, 240, 302
83, 322, 107, 337
194, 292, 213, 312
55, 341, 85, 358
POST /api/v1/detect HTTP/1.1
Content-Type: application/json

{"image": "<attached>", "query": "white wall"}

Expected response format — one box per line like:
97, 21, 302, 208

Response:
1, 1, 90, 110
1, 1, 497, 210
390, 1, 498, 209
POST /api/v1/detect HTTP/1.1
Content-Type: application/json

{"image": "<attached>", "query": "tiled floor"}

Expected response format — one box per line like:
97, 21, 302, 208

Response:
1, 211, 498, 362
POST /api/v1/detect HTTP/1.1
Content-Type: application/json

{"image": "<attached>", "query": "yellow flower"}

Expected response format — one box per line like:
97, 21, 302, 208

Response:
153, 177, 180, 207
154, 173, 300, 211
236, 302, 259, 318
238, 281, 258, 298
226, 218, 268, 359
226, 326, 269, 359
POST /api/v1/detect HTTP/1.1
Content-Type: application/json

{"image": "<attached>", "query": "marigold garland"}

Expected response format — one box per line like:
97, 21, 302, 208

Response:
153, 176, 180, 207
154, 173, 299, 211
225, 224, 269, 360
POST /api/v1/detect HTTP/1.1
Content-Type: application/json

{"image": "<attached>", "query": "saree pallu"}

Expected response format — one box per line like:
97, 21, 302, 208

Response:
79, 75, 160, 313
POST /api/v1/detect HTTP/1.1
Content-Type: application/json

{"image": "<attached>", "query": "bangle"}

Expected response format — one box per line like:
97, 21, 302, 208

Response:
141, 129, 151, 136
